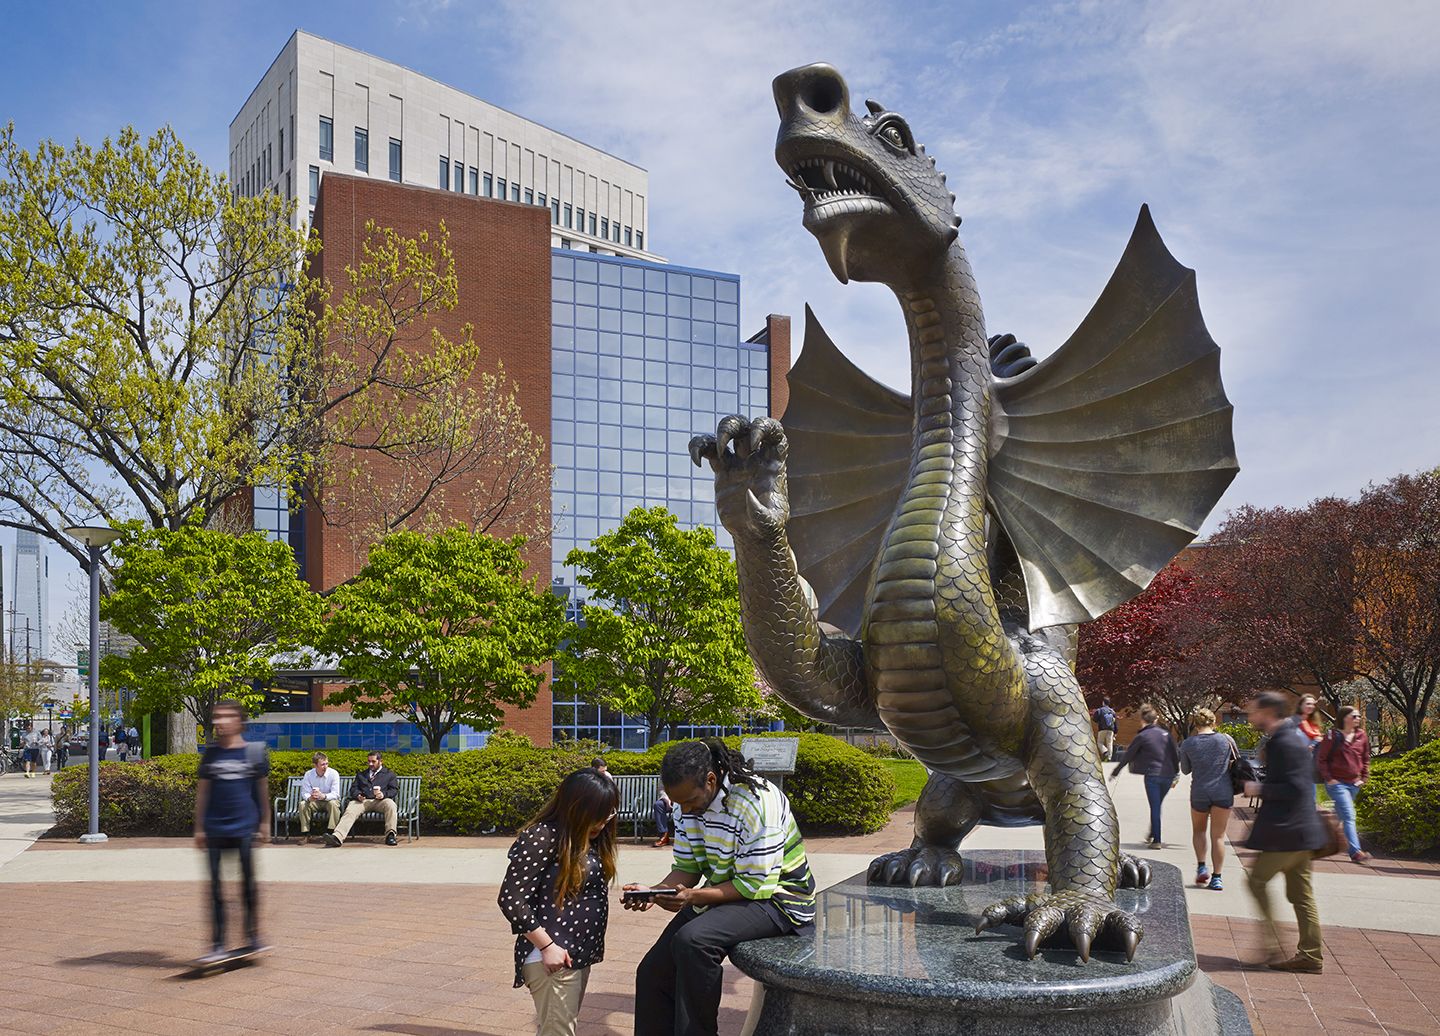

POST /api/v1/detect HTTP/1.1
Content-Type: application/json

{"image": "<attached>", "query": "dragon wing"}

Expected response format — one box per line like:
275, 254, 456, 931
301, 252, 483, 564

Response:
781, 306, 910, 638
988, 205, 1239, 629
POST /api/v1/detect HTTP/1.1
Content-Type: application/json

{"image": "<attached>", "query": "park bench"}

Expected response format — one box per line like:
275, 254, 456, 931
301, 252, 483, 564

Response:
273, 774, 422, 843
614, 773, 662, 842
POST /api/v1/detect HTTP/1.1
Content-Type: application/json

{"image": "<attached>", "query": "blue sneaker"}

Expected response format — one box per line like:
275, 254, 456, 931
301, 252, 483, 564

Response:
1195, 864, 1210, 887
1208, 873, 1223, 891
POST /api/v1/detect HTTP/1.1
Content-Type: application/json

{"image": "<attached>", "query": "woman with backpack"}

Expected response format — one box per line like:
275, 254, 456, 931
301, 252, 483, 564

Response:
1109, 704, 1180, 849
1179, 708, 1238, 890
498, 768, 619, 1036
1315, 705, 1371, 864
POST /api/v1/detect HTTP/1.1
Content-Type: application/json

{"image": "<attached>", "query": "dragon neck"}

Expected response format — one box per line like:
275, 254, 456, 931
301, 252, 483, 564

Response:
893, 240, 990, 486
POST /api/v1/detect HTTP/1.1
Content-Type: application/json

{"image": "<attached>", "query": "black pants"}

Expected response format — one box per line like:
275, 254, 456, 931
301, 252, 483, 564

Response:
206, 835, 258, 950
635, 901, 798, 1036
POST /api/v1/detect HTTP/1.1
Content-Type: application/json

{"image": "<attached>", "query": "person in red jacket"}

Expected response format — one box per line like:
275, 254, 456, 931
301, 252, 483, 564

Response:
1315, 706, 1371, 863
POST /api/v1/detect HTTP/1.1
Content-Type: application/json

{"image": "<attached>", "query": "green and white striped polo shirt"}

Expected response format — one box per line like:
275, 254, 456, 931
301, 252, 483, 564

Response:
672, 775, 815, 925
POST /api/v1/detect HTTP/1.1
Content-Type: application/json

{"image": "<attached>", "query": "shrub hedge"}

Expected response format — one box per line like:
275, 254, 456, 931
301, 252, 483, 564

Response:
48, 732, 896, 837
1356, 740, 1440, 854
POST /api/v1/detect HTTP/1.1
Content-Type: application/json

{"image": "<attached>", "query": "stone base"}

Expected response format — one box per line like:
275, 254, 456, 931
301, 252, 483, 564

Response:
731, 850, 1251, 1036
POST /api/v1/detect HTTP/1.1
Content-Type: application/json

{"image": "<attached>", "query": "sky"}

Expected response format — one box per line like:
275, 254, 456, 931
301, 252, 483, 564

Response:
2, 0, 1438, 659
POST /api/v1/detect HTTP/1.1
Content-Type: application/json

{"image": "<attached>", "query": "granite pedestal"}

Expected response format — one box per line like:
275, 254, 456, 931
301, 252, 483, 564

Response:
731, 849, 1251, 1036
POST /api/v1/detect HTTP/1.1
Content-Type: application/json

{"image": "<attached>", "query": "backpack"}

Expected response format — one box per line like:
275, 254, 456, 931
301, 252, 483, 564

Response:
1094, 706, 1117, 731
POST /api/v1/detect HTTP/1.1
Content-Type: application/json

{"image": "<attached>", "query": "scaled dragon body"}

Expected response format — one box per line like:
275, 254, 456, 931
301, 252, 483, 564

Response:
691, 65, 1238, 962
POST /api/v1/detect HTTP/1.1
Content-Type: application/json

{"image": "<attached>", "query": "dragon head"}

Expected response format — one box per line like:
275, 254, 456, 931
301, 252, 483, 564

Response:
774, 64, 959, 286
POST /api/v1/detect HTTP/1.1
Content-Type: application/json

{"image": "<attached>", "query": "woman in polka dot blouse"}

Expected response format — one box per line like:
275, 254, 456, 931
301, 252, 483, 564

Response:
498, 768, 620, 1035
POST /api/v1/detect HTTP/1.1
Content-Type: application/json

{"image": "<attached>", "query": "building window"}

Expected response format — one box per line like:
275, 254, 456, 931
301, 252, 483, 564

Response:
469, 167, 478, 194
497, 177, 507, 199
354, 128, 369, 172
511, 182, 520, 202
285, 169, 291, 200
636, 230, 644, 250
290, 114, 295, 160
389, 138, 402, 182
440, 157, 449, 188
560, 238, 572, 249
525, 188, 534, 205
538, 192, 547, 209
625, 227, 632, 246
564, 204, 573, 228
483, 172, 493, 197
454, 160, 463, 191
600, 217, 609, 239
588, 213, 597, 236
308, 165, 319, 205
318, 116, 333, 161
552, 199, 561, 224
577, 207, 585, 232
279, 126, 285, 165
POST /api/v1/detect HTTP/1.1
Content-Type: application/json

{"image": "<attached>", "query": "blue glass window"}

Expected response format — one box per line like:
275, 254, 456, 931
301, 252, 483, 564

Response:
354, 128, 368, 172
318, 117, 333, 161
389, 139, 403, 182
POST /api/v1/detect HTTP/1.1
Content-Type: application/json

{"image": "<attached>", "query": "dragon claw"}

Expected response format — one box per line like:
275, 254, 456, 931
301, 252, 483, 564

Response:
688, 434, 717, 468
975, 890, 1142, 963
869, 846, 964, 888
1117, 852, 1153, 889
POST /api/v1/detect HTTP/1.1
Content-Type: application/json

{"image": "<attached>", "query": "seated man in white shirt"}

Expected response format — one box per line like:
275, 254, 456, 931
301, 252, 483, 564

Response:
297, 752, 341, 842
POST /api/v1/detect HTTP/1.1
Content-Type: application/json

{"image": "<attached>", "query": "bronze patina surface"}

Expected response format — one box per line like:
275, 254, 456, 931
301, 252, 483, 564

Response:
691, 64, 1237, 962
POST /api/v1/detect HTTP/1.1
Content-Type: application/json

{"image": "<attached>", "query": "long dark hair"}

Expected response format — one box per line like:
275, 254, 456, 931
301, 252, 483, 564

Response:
660, 738, 763, 807
524, 768, 619, 908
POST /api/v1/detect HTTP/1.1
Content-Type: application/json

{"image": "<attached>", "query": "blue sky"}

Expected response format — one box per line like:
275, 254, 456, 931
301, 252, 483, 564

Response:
3, 0, 1438, 654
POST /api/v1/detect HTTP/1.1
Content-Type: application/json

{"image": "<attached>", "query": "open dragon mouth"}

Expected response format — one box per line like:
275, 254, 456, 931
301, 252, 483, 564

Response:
786, 157, 891, 216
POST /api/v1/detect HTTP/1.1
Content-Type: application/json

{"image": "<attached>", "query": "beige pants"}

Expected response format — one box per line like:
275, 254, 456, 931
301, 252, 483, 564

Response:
1096, 729, 1115, 761
298, 798, 340, 834
1247, 849, 1323, 964
333, 798, 398, 842
521, 961, 590, 1036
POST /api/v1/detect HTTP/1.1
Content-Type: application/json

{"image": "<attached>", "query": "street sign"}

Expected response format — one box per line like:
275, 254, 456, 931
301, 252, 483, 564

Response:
59, 708, 72, 720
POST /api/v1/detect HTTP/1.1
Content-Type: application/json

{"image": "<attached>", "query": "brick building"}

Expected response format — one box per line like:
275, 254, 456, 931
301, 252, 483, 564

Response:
248, 174, 790, 753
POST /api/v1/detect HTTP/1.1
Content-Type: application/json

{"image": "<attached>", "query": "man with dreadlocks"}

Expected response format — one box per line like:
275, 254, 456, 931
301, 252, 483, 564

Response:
625, 738, 815, 1036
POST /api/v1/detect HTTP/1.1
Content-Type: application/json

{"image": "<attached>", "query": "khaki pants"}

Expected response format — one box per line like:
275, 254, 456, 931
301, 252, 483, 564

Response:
333, 798, 398, 842
521, 961, 590, 1036
1246, 849, 1322, 964
1096, 729, 1114, 761
298, 798, 340, 834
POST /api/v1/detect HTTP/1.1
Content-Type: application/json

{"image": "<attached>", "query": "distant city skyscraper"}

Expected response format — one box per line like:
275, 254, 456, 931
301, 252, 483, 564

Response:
10, 530, 47, 662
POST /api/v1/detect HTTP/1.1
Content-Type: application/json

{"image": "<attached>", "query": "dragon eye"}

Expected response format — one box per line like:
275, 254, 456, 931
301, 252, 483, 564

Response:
872, 116, 914, 155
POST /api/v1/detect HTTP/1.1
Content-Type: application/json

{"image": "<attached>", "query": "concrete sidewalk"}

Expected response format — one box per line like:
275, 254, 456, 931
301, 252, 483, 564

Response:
5, 763, 1437, 934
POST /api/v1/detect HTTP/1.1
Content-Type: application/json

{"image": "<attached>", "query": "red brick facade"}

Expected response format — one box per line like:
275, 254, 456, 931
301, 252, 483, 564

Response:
765, 314, 792, 417
306, 174, 554, 743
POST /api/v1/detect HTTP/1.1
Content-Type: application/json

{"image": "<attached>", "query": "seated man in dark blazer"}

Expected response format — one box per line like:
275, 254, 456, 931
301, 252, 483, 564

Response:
325, 751, 401, 847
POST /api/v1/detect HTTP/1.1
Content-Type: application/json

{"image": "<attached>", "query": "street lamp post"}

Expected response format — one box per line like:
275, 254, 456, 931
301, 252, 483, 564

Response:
63, 525, 122, 845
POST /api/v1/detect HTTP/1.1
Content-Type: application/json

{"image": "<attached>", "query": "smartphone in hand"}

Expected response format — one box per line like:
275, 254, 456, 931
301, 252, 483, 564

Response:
622, 886, 677, 903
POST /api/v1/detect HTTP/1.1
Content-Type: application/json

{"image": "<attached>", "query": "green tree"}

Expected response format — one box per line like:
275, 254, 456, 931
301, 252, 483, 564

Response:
0, 647, 45, 725
99, 522, 324, 731
557, 507, 760, 744
321, 528, 565, 753
0, 124, 546, 577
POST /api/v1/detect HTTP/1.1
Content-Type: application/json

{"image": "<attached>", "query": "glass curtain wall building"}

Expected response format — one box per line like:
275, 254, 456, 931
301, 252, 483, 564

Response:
549, 250, 773, 748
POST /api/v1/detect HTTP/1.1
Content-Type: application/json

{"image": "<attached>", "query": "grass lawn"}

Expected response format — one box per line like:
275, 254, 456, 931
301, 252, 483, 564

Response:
883, 758, 928, 809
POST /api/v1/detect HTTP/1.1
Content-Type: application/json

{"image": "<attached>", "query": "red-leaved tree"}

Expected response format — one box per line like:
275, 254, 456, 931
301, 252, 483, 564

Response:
1076, 562, 1232, 735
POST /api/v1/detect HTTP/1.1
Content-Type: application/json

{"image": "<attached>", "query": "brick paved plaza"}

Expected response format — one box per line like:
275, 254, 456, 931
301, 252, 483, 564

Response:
4, 776, 1440, 1035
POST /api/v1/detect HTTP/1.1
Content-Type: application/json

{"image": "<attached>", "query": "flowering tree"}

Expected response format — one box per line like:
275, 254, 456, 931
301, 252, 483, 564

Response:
1205, 471, 1440, 748
1076, 562, 1231, 735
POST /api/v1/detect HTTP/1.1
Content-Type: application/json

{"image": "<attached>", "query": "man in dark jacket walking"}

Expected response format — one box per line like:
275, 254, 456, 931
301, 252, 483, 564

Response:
1243, 691, 1326, 974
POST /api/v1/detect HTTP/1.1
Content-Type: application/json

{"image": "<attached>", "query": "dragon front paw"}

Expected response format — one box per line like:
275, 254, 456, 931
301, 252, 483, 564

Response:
690, 415, 790, 540
867, 845, 964, 887
1118, 852, 1153, 889
975, 889, 1142, 963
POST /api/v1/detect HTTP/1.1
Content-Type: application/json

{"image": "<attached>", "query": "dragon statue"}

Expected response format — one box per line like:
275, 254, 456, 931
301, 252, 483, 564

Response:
690, 64, 1238, 963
